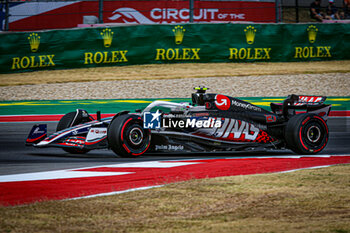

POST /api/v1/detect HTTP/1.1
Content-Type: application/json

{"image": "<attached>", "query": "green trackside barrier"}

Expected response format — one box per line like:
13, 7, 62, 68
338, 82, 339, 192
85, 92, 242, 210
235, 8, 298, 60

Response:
0, 23, 350, 74
0, 97, 348, 116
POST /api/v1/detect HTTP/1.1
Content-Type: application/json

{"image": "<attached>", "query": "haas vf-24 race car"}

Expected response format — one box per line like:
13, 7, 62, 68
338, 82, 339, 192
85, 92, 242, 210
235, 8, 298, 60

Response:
26, 87, 331, 157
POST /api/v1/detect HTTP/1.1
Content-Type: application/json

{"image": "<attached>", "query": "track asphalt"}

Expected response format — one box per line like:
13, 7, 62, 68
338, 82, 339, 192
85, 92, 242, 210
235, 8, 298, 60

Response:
0, 118, 349, 176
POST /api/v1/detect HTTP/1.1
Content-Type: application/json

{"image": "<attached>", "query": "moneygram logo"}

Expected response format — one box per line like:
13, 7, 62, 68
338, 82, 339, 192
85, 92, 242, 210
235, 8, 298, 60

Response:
215, 95, 231, 110
232, 100, 262, 112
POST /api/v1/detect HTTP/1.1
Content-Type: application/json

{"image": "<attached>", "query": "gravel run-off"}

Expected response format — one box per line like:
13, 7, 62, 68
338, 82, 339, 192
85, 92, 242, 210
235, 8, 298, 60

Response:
0, 73, 349, 101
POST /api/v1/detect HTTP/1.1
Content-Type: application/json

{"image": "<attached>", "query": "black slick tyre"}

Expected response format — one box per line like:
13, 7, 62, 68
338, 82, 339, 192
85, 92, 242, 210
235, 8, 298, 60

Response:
56, 111, 90, 154
56, 112, 76, 132
107, 114, 150, 158
285, 113, 329, 154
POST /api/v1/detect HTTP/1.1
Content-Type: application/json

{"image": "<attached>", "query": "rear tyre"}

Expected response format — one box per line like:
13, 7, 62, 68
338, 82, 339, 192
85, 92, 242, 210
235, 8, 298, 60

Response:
57, 111, 90, 154
107, 114, 150, 158
285, 113, 328, 154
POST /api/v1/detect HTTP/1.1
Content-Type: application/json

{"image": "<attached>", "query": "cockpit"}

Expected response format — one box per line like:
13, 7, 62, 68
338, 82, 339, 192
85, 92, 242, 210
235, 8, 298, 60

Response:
191, 86, 208, 106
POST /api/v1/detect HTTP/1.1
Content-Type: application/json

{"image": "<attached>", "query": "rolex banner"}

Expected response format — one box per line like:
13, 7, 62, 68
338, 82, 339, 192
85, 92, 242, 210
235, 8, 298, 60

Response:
0, 23, 349, 73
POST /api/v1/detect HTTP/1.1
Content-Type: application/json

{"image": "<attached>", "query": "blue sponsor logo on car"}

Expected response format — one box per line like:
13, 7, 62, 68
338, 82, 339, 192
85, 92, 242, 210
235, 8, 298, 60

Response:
143, 110, 161, 129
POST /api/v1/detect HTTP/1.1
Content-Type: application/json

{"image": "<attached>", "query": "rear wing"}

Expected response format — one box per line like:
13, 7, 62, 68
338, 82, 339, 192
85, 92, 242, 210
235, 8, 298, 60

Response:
294, 95, 326, 106
271, 95, 331, 120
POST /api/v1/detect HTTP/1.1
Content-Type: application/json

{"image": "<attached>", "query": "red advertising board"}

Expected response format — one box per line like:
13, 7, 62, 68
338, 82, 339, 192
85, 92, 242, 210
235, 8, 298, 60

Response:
5, 1, 276, 31
104, 1, 276, 24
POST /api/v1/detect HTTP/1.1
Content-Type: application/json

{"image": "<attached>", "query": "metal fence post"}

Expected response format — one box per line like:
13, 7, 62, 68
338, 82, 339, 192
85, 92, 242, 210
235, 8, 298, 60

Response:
295, 0, 299, 23
275, 0, 280, 23
99, 0, 103, 23
4, 0, 9, 31
189, 0, 194, 23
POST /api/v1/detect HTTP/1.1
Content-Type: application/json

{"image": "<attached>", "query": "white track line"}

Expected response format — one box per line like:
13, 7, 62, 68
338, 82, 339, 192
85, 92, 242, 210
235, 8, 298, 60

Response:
0, 171, 132, 183
0, 161, 201, 183
277, 165, 332, 174
69, 185, 165, 200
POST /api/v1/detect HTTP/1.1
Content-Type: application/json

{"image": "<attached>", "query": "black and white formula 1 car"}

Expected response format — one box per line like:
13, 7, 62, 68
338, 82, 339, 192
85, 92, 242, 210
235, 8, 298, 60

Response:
26, 87, 331, 157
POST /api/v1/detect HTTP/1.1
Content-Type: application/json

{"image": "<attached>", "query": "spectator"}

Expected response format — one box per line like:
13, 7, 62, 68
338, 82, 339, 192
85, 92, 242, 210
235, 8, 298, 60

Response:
344, 0, 350, 18
326, 0, 340, 19
310, 0, 325, 22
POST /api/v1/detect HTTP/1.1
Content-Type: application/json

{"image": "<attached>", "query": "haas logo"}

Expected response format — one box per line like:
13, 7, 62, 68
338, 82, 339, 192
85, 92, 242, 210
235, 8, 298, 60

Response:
215, 95, 231, 111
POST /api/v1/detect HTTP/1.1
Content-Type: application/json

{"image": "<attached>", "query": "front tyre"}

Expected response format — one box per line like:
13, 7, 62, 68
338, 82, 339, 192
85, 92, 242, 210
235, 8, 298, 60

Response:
285, 113, 329, 154
108, 114, 151, 158
56, 111, 90, 154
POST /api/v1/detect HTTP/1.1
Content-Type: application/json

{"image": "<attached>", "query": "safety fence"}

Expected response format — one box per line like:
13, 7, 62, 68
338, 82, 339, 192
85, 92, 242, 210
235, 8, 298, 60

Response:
0, 23, 349, 73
